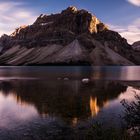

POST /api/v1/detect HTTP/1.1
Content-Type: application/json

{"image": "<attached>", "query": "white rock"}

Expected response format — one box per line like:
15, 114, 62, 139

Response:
64, 77, 69, 81
82, 78, 90, 83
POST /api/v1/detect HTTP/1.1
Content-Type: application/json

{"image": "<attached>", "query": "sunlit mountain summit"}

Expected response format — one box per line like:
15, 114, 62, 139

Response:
0, 6, 139, 65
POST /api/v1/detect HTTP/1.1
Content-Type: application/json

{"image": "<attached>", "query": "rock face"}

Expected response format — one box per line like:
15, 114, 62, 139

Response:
132, 41, 140, 51
0, 6, 138, 65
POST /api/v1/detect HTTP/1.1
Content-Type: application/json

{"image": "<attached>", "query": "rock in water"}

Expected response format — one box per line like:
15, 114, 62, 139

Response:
82, 78, 90, 84
0, 6, 138, 65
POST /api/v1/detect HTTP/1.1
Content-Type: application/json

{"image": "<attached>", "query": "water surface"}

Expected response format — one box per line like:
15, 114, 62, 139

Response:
0, 66, 140, 140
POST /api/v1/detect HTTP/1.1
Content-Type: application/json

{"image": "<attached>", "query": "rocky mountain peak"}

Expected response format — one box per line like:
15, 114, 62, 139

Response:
0, 6, 108, 52
10, 7, 108, 42
62, 6, 78, 14
0, 6, 139, 66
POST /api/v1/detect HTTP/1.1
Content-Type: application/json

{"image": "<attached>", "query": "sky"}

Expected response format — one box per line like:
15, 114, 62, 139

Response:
0, 0, 140, 44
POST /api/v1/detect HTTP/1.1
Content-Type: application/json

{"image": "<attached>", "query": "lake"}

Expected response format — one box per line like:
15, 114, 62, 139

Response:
0, 66, 140, 140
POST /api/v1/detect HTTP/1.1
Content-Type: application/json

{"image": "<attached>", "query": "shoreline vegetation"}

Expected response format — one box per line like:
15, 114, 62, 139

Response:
121, 95, 140, 139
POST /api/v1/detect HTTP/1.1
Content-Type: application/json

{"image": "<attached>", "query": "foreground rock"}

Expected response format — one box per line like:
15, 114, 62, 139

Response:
0, 6, 138, 65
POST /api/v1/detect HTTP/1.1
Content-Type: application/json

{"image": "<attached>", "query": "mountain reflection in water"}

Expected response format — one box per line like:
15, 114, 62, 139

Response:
90, 97, 100, 117
0, 66, 140, 139
0, 80, 129, 123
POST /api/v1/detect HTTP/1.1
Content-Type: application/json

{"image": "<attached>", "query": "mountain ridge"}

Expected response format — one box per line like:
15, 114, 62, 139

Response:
132, 41, 140, 51
0, 6, 139, 65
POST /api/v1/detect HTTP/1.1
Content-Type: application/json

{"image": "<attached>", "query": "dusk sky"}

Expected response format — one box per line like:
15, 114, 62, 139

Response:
0, 0, 140, 44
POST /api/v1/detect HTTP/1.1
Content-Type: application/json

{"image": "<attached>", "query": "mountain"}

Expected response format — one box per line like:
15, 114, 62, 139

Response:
132, 41, 140, 51
0, 6, 139, 66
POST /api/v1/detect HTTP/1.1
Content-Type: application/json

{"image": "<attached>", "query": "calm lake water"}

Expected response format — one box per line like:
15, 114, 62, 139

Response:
0, 66, 140, 140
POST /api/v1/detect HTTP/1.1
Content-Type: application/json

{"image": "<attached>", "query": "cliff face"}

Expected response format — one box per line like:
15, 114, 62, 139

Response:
32, 6, 107, 34
132, 41, 140, 51
4, 7, 107, 48
0, 6, 138, 65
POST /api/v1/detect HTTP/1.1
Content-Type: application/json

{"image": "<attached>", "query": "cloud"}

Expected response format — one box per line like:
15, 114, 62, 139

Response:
127, 0, 140, 6
0, 1, 37, 36
109, 18, 140, 44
